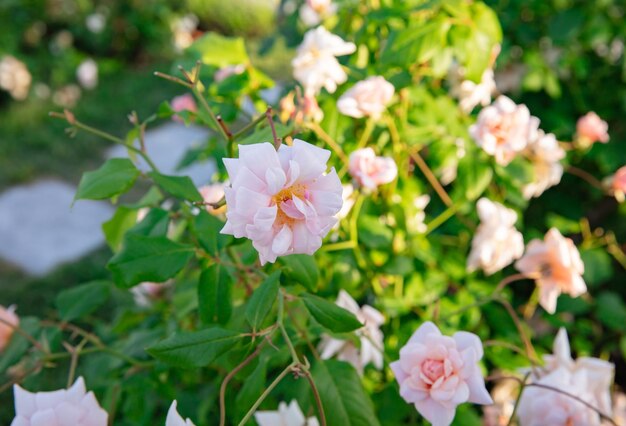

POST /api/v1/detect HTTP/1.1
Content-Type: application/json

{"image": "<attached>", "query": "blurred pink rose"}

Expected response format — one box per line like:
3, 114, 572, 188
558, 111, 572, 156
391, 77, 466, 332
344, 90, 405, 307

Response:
390, 321, 493, 426
220, 140, 343, 264
517, 367, 601, 426
611, 166, 626, 202
0, 305, 19, 352
11, 377, 108, 425
348, 148, 397, 190
318, 290, 384, 374
522, 131, 565, 199
171, 93, 197, 123
515, 228, 586, 314
292, 26, 356, 95
576, 112, 609, 145
470, 96, 539, 166
467, 198, 524, 275
299, 0, 337, 27
337, 76, 395, 119
166, 400, 195, 426
131, 282, 169, 307
198, 182, 226, 215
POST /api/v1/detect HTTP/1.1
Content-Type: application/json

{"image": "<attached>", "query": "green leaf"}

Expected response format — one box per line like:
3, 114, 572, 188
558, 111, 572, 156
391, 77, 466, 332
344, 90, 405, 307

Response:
301, 293, 362, 333
189, 32, 249, 68
149, 172, 203, 202
595, 292, 626, 332
280, 255, 319, 291
358, 215, 393, 250
127, 208, 169, 237
311, 360, 380, 426
456, 157, 493, 201
235, 360, 267, 421
192, 210, 231, 256
0, 317, 40, 373
55, 281, 112, 321
147, 327, 241, 367
581, 249, 613, 287
246, 271, 280, 330
75, 158, 139, 200
107, 234, 194, 288
102, 207, 138, 252
198, 264, 233, 325
381, 18, 450, 67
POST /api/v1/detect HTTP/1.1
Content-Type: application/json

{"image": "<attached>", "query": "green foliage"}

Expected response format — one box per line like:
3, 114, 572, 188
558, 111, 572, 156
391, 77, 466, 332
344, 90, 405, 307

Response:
301, 294, 363, 333
279, 255, 320, 291
55, 280, 112, 321
245, 271, 281, 331
107, 234, 195, 288
198, 264, 233, 325
75, 158, 139, 201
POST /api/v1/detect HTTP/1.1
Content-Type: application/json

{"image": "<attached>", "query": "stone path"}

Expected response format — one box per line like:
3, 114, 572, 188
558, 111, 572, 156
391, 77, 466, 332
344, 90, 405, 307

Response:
0, 123, 212, 276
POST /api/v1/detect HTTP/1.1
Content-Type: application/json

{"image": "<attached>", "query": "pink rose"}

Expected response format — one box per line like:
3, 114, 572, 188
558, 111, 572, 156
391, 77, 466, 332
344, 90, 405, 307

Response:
470, 96, 539, 166
337, 76, 395, 119
11, 377, 108, 425
611, 166, 626, 202
391, 322, 493, 426
515, 228, 586, 314
348, 148, 397, 190
522, 131, 565, 199
576, 112, 609, 145
0, 305, 19, 352
171, 93, 197, 123
467, 198, 524, 276
220, 140, 343, 264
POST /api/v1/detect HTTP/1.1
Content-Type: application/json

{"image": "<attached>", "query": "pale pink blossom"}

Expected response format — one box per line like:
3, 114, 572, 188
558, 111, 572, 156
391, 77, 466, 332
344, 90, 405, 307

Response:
0, 305, 19, 352
166, 400, 195, 426
214, 64, 245, 83
279, 92, 324, 124
576, 112, 609, 145
482, 379, 518, 426
76, 59, 98, 90
609, 166, 626, 202
610, 392, 626, 426
467, 198, 524, 275
171, 94, 197, 122
515, 228, 586, 314
0, 56, 32, 100
292, 26, 356, 96
337, 76, 395, 119
255, 400, 319, 426
470, 96, 539, 166
198, 182, 226, 214
522, 131, 565, 199
299, 0, 337, 27
334, 184, 355, 223
452, 69, 497, 113
390, 321, 493, 426
525, 328, 614, 418
220, 140, 343, 264
318, 290, 384, 374
11, 377, 108, 426
408, 194, 430, 234
517, 367, 601, 426
348, 148, 397, 190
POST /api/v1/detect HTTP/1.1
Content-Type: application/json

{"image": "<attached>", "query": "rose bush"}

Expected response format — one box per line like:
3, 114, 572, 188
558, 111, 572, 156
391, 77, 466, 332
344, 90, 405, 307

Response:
1, 0, 626, 425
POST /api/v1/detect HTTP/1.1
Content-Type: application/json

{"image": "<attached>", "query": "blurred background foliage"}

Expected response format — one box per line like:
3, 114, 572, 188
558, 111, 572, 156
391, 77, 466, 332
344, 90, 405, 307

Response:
0, 0, 625, 424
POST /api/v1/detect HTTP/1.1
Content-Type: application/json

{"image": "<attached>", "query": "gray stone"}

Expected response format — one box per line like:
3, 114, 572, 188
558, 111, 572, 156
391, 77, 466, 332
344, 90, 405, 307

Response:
107, 122, 216, 185
0, 180, 113, 276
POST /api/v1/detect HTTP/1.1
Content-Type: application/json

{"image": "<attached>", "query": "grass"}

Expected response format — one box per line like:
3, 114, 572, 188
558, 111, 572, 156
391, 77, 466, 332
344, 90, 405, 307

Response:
0, 63, 181, 191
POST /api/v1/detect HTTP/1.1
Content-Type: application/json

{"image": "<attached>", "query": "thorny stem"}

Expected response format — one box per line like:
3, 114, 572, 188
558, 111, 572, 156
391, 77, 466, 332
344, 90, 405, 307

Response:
232, 113, 267, 141
219, 339, 268, 426
49, 112, 160, 172
495, 297, 539, 365
303, 369, 327, 426
506, 372, 531, 426
0, 316, 46, 353
237, 362, 297, 426
154, 71, 193, 88
266, 107, 281, 150
408, 148, 453, 207
566, 165, 606, 191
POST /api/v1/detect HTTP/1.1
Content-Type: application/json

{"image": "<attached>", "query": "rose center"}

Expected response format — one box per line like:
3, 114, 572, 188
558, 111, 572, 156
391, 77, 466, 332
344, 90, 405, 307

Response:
272, 184, 310, 226
421, 359, 445, 383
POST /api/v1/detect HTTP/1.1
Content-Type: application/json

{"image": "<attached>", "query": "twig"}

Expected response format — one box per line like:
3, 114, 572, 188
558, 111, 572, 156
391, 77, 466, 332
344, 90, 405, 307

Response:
266, 107, 281, 150
495, 297, 539, 365
506, 372, 530, 426
408, 149, 453, 207
0, 316, 45, 353
219, 340, 268, 426
237, 363, 297, 426
154, 71, 193, 88
566, 166, 606, 191
494, 273, 538, 294
232, 113, 267, 141
303, 369, 327, 426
